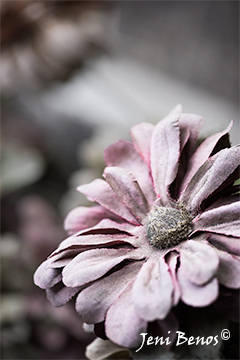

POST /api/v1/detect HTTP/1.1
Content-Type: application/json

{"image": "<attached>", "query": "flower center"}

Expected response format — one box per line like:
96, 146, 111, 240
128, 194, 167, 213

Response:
146, 205, 193, 249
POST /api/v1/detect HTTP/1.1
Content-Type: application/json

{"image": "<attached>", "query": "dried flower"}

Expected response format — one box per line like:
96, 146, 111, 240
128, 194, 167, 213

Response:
34, 105, 240, 348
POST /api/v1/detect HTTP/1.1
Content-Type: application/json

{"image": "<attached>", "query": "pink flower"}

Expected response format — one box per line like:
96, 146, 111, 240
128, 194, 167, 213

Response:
34, 105, 240, 348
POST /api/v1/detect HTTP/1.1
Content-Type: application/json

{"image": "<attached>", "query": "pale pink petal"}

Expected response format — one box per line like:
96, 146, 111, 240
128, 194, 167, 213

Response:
205, 194, 239, 210
178, 272, 219, 307
103, 167, 149, 223
62, 248, 143, 288
130, 122, 154, 168
169, 113, 204, 199
165, 251, 181, 306
179, 240, 219, 285
151, 104, 181, 204
179, 127, 190, 152
203, 222, 240, 238
216, 249, 240, 288
132, 257, 173, 321
179, 112, 205, 154
78, 179, 140, 225
50, 232, 138, 260
64, 206, 121, 235
75, 262, 142, 323
180, 146, 240, 215
79, 218, 137, 236
180, 121, 233, 194
51, 258, 71, 268
208, 233, 240, 256
104, 140, 155, 203
34, 258, 62, 289
105, 282, 147, 348
193, 201, 240, 237
46, 282, 81, 307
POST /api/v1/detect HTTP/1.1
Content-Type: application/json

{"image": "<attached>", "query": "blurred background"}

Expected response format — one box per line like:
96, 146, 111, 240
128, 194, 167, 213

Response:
1, 1, 239, 359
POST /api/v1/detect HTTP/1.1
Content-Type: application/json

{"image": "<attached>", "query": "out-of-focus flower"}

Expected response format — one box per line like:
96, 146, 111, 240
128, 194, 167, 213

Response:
34, 105, 240, 348
1, 0, 110, 95
16, 195, 66, 263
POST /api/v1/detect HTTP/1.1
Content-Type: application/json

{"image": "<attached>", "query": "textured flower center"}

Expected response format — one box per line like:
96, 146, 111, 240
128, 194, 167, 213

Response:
146, 205, 193, 249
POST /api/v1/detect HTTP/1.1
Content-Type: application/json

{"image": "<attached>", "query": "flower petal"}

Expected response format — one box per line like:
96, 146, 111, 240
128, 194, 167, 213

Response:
34, 258, 62, 289
180, 122, 233, 194
79, 218, 137, 236
151, 104, 181, 203
205, 194, 239, 210
64, 206, 121, 235
208, 233, 240, 256
179, 240, 219, 285
76, 262, 142, 323
103, 166, 149, 223
132, 257, 173, 321
216, 249, 240, 288
179, 112, 205, 154
169, 113, 205, 199
62, 248, 142, 288
165, 251, 181, 306
180, 122, 232, 194
78, 179, 140, 225
105, 282, 147, 348
193, 201, 240, 237
180, 146, 240, 215
51, 230, 138, 260
104, 140, 155, 203
178, 273, 219, 307
46, 282, 81, 307
130, 122, 154, 168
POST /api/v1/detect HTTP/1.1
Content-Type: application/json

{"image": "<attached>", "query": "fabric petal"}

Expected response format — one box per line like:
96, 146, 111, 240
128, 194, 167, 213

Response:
105, 282, 147, 348
180, 121, 232, 194
132, 257, 173, 321
78, 179, 140, 225
103, 166, 149, 223
46, 282, 81, 307
169, 113, 204, 199
179, 112, 205, 155
130, 122, 154, 168
200, 222, 240, 238
208, 233, 240, 256
50, 230, 138, 260
151, 104, 181, 204
34, 258, 62, 289
216, 249, 240, 289
180, 146, 240, 215
64, 206, 121, 235
205, 194, 239, 210
78, 218, 137, 236
193, 201, 240, 237
178, 272, 219, 307
62, 248, 143, 288
165, 251, 181, 306
76, 262, 142, 324
104, 140, 155, 203
179, 240, 219, 285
